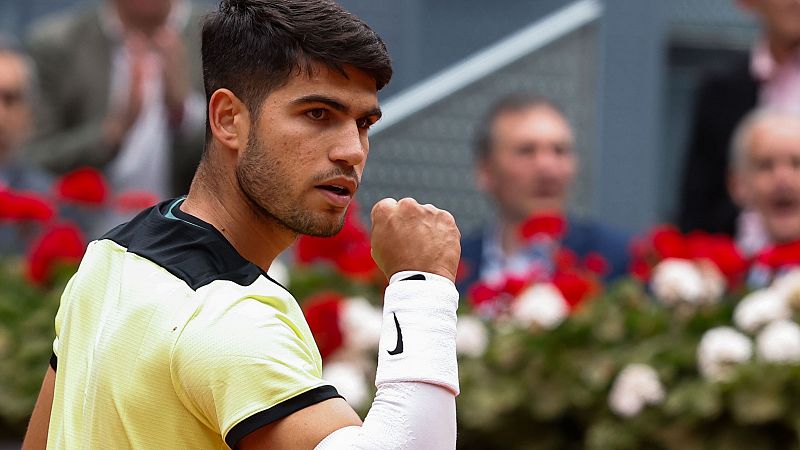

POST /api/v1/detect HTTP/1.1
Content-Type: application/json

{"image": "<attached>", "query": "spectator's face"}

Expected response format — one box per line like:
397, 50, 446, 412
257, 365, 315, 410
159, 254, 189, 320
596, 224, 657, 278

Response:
739, 116, 800, 243
0, 52, 31, 159
740, 0, 800, 45
235, 63, 379, 237
114, 0, 173, 30
478, 106, 576, 221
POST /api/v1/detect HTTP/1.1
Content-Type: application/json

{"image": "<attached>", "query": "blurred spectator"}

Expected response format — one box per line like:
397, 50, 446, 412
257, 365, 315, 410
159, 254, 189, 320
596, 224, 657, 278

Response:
0, 36, 53, 255
678, 0, 800, 241
25, 0, 206, 236
730, 109, 800, 253
458, 95, 632, 294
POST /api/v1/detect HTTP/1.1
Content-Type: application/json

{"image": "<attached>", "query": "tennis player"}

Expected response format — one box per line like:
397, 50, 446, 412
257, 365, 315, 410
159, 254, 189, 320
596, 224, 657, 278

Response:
23, 0, 461, 448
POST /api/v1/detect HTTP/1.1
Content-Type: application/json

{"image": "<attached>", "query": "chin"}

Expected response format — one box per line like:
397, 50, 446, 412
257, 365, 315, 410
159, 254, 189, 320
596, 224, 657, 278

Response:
767, 221, 800, 244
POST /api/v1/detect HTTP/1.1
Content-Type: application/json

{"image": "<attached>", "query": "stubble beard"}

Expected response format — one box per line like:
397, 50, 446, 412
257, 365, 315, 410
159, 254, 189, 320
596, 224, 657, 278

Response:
235, 133, 347, 237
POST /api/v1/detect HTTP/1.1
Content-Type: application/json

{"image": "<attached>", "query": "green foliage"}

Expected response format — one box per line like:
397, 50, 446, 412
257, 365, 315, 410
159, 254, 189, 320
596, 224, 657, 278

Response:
457, 280, 800, 449
0, 259, 72, 437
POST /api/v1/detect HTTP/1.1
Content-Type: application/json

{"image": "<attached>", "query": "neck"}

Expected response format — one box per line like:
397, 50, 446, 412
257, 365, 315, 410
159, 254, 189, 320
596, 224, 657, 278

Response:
181, 162, 296, 272
498, 217, 525, 256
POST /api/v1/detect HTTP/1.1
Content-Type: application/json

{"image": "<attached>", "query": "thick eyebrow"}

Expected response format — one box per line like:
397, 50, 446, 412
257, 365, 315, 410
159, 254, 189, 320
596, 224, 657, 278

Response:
290, 94, 382, 120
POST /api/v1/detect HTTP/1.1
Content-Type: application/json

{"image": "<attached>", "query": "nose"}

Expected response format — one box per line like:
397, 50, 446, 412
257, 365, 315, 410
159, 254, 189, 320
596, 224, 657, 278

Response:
329, 122, 367, 167
531, 146, 561, 174
774, 161, 798, 184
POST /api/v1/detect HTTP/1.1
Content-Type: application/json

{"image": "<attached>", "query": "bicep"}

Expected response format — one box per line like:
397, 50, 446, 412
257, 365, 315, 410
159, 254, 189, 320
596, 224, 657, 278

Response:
239, 397, 361, 450
22, 366, 56, 450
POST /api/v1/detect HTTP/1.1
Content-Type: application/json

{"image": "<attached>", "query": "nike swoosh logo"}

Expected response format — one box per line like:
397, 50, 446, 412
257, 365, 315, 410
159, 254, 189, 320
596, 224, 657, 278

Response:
387, 312, 404, 355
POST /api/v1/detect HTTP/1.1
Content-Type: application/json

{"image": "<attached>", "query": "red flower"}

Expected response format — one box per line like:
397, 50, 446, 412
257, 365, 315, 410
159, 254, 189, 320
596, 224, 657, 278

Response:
469, 282, 502, 309
630, 258, 651, 281
295, 204, 378, 278
583, 252, 610, 276
467, 275, 533, 316
55, 167, 108, 206
756, 240, 800, 269
519, 213, 567, 240
554, 248, 578, 271
0, 190, 55, 222
26, 223, 85, 285
552, 270, 595, 310
302, 292, 345, 360
686, 233, 748, 283
651, 225, 689, 259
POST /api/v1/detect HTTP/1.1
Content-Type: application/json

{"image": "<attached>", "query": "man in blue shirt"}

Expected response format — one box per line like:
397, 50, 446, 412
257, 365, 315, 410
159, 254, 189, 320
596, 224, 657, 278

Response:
458, 94, 631, 295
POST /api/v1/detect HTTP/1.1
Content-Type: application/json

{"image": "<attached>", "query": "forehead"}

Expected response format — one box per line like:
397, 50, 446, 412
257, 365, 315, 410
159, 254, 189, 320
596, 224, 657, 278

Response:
0, 52, 29, 87
491, 106, 573, 141
749, 117, 800, 155
262, 63, 379, 111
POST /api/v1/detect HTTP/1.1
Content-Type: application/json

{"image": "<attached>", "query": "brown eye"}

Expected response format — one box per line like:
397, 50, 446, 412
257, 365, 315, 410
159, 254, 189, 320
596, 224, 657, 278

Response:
306, 109, 327, 120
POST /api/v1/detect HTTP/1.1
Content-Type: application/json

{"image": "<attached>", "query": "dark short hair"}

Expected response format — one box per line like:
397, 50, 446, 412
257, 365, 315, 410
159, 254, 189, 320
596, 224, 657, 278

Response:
474, 94, 566, 160
202, 0, 392, 134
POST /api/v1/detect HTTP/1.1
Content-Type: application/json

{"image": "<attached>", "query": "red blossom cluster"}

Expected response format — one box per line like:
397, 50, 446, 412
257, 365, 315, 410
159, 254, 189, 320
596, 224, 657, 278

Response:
629, 225, 748, 285
1, 167, 159, 285
295, 203, 379, 280
0, 190, 55, 222
468, 213, 603, 316
754, 240, 800, 272
26, 223, 85, 284
302, 291, 345, 360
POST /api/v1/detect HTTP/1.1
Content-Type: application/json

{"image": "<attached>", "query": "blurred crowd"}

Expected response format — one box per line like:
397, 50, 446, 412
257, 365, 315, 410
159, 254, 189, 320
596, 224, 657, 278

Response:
2, 0, 800, 295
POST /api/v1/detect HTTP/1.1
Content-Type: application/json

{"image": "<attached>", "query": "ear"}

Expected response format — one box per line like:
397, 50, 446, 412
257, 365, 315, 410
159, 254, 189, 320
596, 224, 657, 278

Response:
208, 88, 249, 153
475, 158, 493, 192
728, 169, 749, 207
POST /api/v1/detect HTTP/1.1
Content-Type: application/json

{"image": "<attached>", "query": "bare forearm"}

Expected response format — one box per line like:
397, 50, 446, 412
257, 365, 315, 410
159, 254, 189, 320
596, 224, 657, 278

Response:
23, 366, 55, 450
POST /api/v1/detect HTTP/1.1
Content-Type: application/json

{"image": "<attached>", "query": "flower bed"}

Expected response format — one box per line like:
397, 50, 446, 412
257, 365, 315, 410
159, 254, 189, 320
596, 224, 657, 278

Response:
5, 196, 800, 447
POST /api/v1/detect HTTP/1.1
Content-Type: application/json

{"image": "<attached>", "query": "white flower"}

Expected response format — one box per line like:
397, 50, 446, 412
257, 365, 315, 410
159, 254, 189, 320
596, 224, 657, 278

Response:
651, 259, 706, 305
697, 326, 753, 381
511, 283, 569, 330
340, 297, 383, 352
733, 288, 791, 334
267, 259, 290, 287
322, 361, 369, 409
608, 364, 665, 417
756, 320, 800, 363
456, 316, 489, 358
698, 261, 726, 303
772, 269, 800, 311
772, 268, 800, 297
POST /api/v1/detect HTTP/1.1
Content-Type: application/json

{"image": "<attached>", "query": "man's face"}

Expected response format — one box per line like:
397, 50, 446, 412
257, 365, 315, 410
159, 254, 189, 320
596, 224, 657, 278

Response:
236, 63, 380, 237
114, 0, 173, 30
741, 0, 800, 46
0, 52, 31, 159
738, 116, 800, 243
478, 106, 577, 221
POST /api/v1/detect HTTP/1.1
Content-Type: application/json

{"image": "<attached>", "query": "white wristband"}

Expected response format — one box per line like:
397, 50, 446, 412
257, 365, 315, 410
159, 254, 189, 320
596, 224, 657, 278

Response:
375, 271, 459, 395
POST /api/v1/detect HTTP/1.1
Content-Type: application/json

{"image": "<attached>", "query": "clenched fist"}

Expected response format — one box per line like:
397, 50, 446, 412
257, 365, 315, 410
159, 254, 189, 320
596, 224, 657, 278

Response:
370, 198, 461, 282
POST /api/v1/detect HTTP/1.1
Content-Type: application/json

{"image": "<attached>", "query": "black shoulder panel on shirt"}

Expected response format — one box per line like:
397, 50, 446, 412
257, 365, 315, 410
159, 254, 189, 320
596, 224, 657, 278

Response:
101, 199, 286, 291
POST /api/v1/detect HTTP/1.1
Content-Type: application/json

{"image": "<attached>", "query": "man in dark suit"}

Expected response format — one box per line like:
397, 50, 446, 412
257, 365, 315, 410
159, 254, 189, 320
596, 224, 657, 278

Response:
678, 0, 800, 242
458, 95, 631, 295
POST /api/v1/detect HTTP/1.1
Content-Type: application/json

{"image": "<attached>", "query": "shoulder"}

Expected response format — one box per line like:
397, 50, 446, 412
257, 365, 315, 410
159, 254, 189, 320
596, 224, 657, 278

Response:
176, 276, 310, 358
27, 7, 97, 53
564, 216, 632, 259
